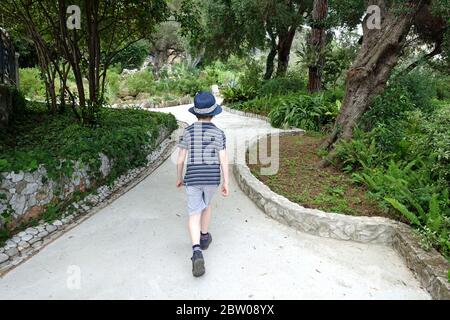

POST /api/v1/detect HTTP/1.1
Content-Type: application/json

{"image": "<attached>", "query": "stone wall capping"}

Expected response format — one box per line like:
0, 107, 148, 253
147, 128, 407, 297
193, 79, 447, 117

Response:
222, 105, 270, 122
232, 115, 449, 300
0, 122, 186, 277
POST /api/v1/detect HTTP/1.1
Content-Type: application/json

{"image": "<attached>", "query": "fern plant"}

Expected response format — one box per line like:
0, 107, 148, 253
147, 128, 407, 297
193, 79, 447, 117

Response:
268, 94, 331, 131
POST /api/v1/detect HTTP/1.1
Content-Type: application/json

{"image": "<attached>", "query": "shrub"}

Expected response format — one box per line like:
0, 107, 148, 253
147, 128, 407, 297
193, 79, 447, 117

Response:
125, 70, 155, 96
19, 68, 46, 99
174, 76, 210, 96
257, 73, 306, 97
336, 103, 450, 259
112, 40, 150, 71
268, 94, 338, 131
417, 106, 450, 187
335, 128, 388, 172
222, 59, 264, 103
360, 84, 416, 131
229, 95, 281, 116
0, 103, 178, 181
323, 87, 345, 104
105, 68, 120, 103
222, 85, 257, 103
351, 159, 450, 259
397, 69, 437, 111
238, 59, 264, 91
435, 76, 450, 101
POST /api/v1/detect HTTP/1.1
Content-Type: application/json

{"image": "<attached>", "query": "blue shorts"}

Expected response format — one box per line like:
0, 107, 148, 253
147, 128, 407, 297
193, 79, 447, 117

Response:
185, 185, 218, 216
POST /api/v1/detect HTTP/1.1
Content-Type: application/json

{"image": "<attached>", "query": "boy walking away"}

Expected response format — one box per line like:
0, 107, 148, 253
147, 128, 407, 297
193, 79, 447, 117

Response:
176, 92, 229, 277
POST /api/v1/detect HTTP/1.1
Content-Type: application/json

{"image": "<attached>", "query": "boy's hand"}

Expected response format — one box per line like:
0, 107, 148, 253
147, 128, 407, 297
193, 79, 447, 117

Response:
176, 179, 184, 188
221, 183, 229, 197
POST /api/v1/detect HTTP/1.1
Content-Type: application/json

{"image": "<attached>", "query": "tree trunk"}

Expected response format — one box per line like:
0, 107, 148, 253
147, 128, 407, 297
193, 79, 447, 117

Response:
307, 0, 328, 93
58, 0, 86, 121
58, 62, 71, 114
276, 27, 296, 77
264, 45, 278, 80
264, 30, 278, 80
86, 0, 101, 124
152, 50, 168, 78
48, 67, 58, 113
320, 1, 424, 165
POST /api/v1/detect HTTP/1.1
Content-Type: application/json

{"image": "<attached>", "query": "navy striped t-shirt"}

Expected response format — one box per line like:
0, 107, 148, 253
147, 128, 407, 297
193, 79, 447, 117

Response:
178, 122, 226, 186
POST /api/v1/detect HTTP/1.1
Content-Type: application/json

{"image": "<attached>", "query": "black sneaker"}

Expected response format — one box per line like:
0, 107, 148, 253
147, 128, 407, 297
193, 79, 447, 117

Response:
191, 250, 205, 277
200, 233, 212, 250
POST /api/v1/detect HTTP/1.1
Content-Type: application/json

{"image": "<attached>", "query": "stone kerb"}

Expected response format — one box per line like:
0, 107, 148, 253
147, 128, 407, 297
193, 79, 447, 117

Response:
0, 123, 185, 275
233, 128, 450, 300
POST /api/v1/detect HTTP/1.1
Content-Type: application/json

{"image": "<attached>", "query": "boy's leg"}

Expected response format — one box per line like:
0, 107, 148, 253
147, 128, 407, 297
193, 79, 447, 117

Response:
200, 186, 217, 233
188, 213, 202, 246
186, 186, 205, 246
189, 213, 205, 277
199, 186, 217, 250
200, 205, 212, 234
186, 186, 206, 277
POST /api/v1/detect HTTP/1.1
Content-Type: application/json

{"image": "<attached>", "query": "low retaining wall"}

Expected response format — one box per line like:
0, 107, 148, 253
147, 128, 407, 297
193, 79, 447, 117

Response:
0, 122, 186, 274
0, 125, 172, 229
222, 106, 269, 122
112, 96, 193, 110
233, 127, 449, 299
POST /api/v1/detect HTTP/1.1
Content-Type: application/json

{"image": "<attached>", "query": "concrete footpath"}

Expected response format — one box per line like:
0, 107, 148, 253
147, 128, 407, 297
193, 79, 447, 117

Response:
0, 105, 430, 299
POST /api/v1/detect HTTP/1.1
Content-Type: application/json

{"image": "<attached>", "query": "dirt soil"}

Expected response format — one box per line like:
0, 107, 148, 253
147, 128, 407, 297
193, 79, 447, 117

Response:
247, 134, 398, 219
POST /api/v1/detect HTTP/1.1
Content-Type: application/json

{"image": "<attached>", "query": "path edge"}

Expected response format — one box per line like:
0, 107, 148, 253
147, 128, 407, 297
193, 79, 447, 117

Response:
232, 123, 449, 300
222, 105, 269, 122
0, 121, 187, 277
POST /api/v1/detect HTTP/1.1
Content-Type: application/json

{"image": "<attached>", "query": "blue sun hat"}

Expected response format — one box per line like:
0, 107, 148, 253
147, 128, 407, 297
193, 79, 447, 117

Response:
189, 92, 222, 117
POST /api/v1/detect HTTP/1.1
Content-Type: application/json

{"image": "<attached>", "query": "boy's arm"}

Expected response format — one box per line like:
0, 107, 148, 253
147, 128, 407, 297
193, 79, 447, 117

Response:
176, 148, 187, 188
219, 150, 229, 197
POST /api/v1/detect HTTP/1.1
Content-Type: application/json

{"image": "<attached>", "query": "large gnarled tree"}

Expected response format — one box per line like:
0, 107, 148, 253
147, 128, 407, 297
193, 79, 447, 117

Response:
321, 0, 448, 163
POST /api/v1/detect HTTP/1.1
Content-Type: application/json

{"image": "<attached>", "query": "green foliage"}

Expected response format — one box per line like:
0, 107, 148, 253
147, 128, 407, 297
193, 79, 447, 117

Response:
360, 84, 416, 132
229, 95, 281, 116
223, 58, 264, 103
335, 128, 387, 172
334, 63, 450, 259
396, 69, 438, 111
296, 29, 358, 89
239, 59, 264, 91
105, 68, 121, 103
0, 101, 178, 184
268, 94, 339, 131
257, 73, 306, 97
435, 76, 450, 100
222, 86, 257, 104
19, 68, 46, 100
14, 36, 38, 68
125, 70, 155, 96
222, 58, 309, 104
171, 76, 210, 96
112, 40, 150, 71
117, 62, 216, 100
417, 106, 450, 187
202, 0, 312, 63
350, 158, 450, 258
336, 84, 450, 259
322, 35, 358, 89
